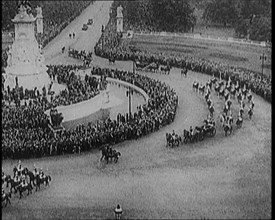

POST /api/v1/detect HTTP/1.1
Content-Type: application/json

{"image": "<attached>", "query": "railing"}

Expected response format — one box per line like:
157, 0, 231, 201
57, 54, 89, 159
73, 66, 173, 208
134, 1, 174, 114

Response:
133, 31, 272, 48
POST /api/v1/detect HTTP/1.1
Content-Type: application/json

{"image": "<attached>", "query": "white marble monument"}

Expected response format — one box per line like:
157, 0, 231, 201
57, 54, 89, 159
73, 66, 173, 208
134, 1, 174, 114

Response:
116, 5, 123, 33
4, 4, 50, 91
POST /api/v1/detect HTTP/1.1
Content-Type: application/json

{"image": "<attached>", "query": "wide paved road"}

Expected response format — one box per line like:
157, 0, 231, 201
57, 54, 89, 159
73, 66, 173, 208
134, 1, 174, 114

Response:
2, 1, 271, 219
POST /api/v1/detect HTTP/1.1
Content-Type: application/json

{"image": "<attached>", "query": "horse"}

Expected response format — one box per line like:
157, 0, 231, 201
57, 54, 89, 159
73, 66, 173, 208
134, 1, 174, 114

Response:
227, 116, 233, 125
248, 108, 253, 120
194, 126, 205, 141
223, 123, 232, 136
219, 114, 226, 126
16, 183, 33, 199
226, 99, 232, 109
183, 129, 191, 144
100, 145, 109, 161
202, 124, 216, 137
206, 99, 212, 108
230, 88, 236, 98
181, 68, 187, 77
242, 88, 248, 99
166, 133, 173, 147
237, 92, 242, 103
214, 84, 220, 95
247, 93, 253, 103
160, 65, 171, 74
105, 151, 121, 163
193, 82, 199, 91
236, 117, 243, 128
198, 85, 205, 94
2, 175, 12, 188
239, 108, 244, 117
22, 168, 36, 188
218, 89, 225, 98
224, 92, 230, 101
7, 178, 22, 193
35, 175, 52, 191
148, 62, 159, 72
223, 105, 229, 115
2, 192, 12, 207
205, 93, 210, 101
167, 133, 181, 147
109, 56, 115, 64
209, 105, 214, 117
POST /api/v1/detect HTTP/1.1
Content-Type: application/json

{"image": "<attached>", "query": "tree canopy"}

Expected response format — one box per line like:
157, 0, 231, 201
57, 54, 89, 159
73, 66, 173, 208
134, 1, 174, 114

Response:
202, 0, 238, 26
111, 0, 196, 32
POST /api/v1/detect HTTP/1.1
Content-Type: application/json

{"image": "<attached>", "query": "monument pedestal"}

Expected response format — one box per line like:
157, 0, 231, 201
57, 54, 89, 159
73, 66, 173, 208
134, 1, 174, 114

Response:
4, 63, 50, 90
4, 4, 51, 91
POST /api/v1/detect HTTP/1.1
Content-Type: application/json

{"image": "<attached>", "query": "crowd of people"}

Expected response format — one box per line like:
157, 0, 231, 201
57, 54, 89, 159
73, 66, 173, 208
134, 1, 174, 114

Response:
2, 65, 178, 159
94, 21, 272, 103
2, 64, 101, 159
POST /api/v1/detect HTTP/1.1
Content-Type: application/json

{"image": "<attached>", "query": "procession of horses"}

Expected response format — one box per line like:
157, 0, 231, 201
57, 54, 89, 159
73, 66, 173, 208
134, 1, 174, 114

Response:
2, 161, 51, 207
166, 70, 255, 147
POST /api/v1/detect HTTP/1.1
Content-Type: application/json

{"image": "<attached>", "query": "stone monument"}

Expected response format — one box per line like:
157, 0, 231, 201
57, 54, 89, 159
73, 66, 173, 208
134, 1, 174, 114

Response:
116, 5, 123, 33
4, 2, 50, 91
36, 6, 43, 34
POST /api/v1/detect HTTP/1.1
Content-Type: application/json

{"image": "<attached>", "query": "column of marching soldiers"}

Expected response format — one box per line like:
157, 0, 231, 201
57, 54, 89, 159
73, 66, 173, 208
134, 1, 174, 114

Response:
2, 160, 52, 207
166, 73, 255, 147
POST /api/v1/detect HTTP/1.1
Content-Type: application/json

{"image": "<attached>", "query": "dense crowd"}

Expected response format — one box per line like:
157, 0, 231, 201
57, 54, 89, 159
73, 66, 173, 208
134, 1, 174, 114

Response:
94, 21, 272, 103
2, 65, 178, 159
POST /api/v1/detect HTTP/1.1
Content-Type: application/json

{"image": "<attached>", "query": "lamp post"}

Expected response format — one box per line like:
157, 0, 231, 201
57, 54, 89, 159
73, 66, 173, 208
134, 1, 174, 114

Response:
260, 53, 267, 76
101, 26, 104, 50
133, 59, 135, 74
126, 85, 133, 116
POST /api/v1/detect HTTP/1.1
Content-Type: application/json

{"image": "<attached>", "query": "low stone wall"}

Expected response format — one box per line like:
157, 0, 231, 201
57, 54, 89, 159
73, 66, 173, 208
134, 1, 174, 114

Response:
92, 75, 150, 103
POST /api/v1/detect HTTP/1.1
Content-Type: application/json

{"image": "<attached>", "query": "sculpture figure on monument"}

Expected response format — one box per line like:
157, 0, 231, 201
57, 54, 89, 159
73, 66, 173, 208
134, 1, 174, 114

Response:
36, 6, 42, 17
17, 0, 31, 14
117, 5, 123, 17
6, 45, 12, 67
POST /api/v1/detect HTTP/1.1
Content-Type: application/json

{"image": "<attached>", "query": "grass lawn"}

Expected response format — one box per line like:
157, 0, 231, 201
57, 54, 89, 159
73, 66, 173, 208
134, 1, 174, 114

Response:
127, 34, 271, 77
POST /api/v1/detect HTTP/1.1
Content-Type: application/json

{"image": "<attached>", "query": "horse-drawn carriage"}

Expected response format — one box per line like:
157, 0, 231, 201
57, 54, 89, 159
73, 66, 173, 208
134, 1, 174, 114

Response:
135, 60, 149, 70
68, 48, 93, 65
183, 124, 216, 144
166, 132, 182, 147
100, 145, 121, 164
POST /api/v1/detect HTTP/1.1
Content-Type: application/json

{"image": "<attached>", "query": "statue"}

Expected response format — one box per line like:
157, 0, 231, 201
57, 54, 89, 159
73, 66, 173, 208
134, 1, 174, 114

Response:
6, 46, 12, 67
117, 5, 123, 17
36, 6, 42, 17
17, 0, 31, 14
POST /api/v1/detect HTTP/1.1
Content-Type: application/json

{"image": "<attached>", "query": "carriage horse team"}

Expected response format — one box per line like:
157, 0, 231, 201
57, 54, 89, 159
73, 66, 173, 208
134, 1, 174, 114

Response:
2, 160, 52, 206
166, 73, 255, 147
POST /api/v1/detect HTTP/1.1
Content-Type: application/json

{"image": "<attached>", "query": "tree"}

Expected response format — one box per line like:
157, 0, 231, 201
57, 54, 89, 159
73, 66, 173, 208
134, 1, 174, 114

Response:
234, 19, 250, 38
151, 0, 196, 32
202, 0, 238, 26
250, 16, 271, 42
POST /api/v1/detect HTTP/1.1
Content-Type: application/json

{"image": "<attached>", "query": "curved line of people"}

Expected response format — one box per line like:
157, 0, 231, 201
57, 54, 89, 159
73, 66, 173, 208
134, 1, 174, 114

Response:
2, 66, 178, 159
94, 21, 271, 104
